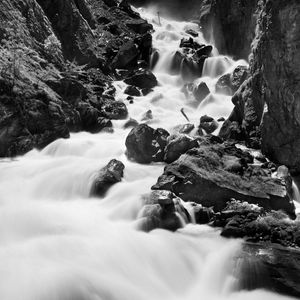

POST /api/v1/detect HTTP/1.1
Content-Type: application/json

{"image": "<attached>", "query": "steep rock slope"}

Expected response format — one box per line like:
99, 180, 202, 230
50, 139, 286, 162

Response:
0, 0, 153, 157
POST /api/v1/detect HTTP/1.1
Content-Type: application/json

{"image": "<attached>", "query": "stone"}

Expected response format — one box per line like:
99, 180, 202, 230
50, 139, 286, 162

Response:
124, 85, 141, 97
164, 134, 198, 163
90, 159, 125, 197
112, 40, 139, 69
125, 124, 169, 164
101, 100, 128, 120
126, 19, 153, 34
124, 118, 138, 129
199, 115, 218, 134
193, 82, 210, 102
152, 137, 295, 216
124, 69, 158, 89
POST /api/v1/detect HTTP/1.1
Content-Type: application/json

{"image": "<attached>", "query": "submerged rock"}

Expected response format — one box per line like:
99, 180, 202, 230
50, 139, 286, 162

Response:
152, 137, 295, 217
90, 159, 125, 197
193, 81, 210, 103
125, 124, 169, 163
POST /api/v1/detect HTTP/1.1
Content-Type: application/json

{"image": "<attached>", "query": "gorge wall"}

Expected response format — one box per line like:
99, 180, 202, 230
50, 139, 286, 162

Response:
201, 0, 300, 173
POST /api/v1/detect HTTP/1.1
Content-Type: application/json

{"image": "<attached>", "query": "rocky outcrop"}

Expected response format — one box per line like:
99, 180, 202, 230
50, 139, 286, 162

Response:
0, 0, 154, 157
152, 136, 295, 217
90, 159, 125, 197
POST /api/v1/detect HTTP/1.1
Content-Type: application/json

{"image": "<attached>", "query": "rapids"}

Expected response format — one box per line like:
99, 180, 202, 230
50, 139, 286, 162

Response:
0, 6, 296, 300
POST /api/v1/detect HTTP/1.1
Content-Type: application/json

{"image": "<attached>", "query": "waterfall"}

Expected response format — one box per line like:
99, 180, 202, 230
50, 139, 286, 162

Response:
0, 6, 293, 300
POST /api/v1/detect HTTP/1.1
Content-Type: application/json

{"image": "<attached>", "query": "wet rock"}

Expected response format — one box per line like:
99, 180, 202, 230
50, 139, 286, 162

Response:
196, 45, 213, 57
215, 65, 248, 96
172, 123, 195, 135
193, 82, 210, 103
190, 203, 215, 224
112, 40, 139, 69
90, 159, 125, 197
101, 100, 128, 120
219, 119, 245, 141
185, 28, 198, 37
152, 137, 295, 216
124, 69, 158, 89
77, 102, 112, 133
126, 19, 153, 34
164, 134, 198, 163
237, 243, 300, 298
124, 118, 139, 129
141, 109, 153, 122
199, 115, 218, 134
137, 190, 190, 232
124, 85, 141, 97
125, 124, 169, 164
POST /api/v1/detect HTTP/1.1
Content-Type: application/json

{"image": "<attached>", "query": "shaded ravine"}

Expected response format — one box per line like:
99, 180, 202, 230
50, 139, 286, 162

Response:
0, 6, 296, 300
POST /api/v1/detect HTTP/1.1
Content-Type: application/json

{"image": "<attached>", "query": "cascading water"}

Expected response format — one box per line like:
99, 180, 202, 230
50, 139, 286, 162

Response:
0, 6, 296, 300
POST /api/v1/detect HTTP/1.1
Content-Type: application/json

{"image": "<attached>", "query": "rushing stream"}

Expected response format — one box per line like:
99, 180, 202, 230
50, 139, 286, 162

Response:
0, 6, 296, 300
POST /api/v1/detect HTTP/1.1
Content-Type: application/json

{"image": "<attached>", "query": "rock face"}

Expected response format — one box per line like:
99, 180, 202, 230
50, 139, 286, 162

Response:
90, 159, 125, 197
0, 0, 154, 157
152, 137, 295, 216
125, 124, 169, 164
213, 0, 300, 173
199, 0, 258, 60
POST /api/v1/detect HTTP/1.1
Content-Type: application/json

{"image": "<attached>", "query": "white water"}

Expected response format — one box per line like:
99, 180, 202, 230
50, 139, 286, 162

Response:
0, 7, 295, 300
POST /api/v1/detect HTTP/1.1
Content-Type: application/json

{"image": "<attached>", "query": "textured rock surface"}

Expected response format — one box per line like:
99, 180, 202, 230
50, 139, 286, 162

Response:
90, 159, 125, 197
152, 137, 295, 216
0, 0, 153, 157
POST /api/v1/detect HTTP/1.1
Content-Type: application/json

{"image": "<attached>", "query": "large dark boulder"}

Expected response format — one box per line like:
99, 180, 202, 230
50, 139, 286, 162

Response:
152, 137, 295, 216
125, 124, 169, 164
90, 159, 125, 197
124, 69, 158, 89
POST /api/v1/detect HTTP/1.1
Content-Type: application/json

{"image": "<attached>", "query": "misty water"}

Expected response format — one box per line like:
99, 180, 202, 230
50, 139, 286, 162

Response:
0, 6, 296, 300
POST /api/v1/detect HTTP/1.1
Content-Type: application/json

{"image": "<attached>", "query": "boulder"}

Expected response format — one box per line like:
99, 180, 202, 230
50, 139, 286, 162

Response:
125, 124, 169, 163
137, 190, 190, 232
124, 85, 141, 97
124, 69, 158, 89
164, 134, 198, 163
172, 123, 195, 135
193, 82, 210, 102
152, 137, 295, 217
112, 40, 139, 69
90, 159, 125, 197
199, 115, 218, 134
124, 118, 138, 129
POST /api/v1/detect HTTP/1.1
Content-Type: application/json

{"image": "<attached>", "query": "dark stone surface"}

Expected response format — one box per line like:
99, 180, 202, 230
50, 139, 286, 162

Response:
90, 159, 125, 197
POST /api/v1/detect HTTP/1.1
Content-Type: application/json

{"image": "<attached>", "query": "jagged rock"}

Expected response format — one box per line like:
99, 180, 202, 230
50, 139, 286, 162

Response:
101, 100, 128, 120
190, 203, 215, 224
193, 82, 210, 102
112, 40, 139, 69
152, 137, 295, 216
216, 65, 248, 96
126, 19, 153, 34
124, 85, 141, 97
124, 69, 158, 89
164, 134, 198, 163
137, 190, 190, 232
199, 115, 218, 134
185, 29, 198, 37
219, 120, 245, 141
125, 124, 169, 163
90, 159, 125, 197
